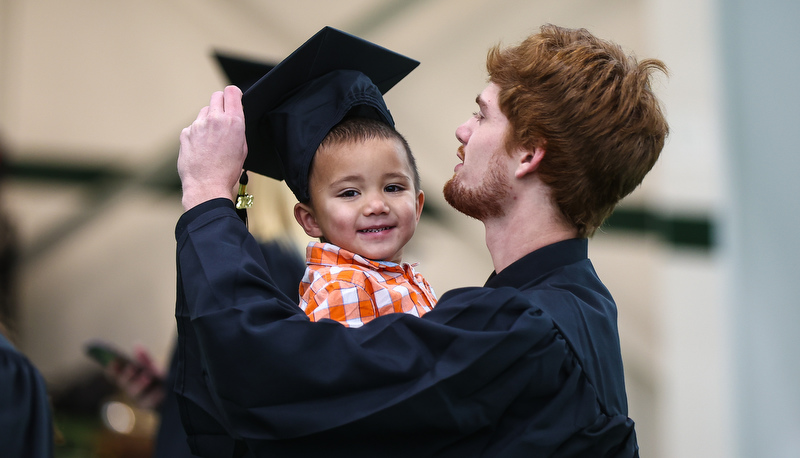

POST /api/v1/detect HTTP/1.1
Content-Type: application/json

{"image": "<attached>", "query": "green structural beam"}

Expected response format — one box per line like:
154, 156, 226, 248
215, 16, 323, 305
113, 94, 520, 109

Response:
6, 159, 714, 251
6, 160, 181, 194
601, 207, 713, 250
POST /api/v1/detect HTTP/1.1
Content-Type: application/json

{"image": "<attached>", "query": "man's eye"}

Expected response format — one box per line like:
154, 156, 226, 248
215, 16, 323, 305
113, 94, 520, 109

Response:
473, 111, 484, 120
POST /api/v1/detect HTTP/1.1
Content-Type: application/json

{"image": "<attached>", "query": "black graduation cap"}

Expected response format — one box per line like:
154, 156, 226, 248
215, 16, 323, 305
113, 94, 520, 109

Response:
213, 51, 276, 92
241, 26, 419, 202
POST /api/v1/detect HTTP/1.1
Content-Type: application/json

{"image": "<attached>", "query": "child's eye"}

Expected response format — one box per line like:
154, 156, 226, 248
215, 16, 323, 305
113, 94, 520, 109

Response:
338, 189, 359, 198
385, 184, 405, 193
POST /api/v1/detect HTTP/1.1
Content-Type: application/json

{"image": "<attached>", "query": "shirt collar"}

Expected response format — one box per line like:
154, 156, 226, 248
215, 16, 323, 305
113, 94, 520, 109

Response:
306, 242, 408, 272
484, 238, 588, 289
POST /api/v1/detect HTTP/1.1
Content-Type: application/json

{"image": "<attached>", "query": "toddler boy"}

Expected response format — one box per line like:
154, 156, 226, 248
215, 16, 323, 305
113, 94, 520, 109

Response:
237, 27, 436, 327
293, 117, 436, 327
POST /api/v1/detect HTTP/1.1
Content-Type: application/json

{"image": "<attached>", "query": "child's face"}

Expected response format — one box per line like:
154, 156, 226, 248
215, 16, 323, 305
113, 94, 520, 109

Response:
294, 137, 424, 263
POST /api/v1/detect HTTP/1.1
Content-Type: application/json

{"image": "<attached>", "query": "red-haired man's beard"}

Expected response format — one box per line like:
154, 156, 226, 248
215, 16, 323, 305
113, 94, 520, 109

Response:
443, 148, 509, 221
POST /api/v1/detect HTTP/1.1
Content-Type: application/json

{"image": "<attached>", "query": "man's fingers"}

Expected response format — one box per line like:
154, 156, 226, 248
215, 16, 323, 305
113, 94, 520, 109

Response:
222, 85, 244, 115
195, 105, 209, 123
191, 86, 243, 129
208, 90, 225, 115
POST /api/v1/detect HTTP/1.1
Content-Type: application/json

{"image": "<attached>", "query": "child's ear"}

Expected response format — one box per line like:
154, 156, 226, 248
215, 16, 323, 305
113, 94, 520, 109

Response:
415, 190, 425, 223
294, 202, 323, 238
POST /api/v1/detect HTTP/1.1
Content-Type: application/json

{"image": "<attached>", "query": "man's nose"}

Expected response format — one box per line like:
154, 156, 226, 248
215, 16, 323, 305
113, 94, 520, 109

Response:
455, 121, 470, 145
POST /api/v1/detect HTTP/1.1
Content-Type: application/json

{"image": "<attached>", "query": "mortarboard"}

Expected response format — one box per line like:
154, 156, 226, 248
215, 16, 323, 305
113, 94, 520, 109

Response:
241, 26, 419, 202
213, 51, 276, 92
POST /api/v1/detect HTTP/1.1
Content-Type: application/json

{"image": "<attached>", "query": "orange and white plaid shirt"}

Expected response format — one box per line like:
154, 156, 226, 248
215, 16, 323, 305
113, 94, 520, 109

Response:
299, 242, 437, 328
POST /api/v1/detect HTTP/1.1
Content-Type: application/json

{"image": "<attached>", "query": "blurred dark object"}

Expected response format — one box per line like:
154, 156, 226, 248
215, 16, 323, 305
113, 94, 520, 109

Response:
0, 213, 18, 331
51, 370, 117, 416
0, 134, 19, 338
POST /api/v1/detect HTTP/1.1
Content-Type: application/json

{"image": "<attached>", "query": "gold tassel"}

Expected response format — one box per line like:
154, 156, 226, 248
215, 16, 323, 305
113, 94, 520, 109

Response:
235, 171, 253, 226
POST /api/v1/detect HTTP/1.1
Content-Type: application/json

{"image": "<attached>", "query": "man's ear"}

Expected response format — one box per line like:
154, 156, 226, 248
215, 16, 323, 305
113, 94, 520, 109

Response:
515, 145, 546, 179
294, 202, 323, 238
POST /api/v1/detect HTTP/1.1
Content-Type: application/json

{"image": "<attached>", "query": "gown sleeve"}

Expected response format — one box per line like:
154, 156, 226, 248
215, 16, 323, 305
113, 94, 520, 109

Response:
174, 201, 604, 456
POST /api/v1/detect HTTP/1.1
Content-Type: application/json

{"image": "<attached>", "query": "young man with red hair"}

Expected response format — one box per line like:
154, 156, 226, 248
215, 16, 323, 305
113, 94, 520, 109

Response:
174, 24, 667, 457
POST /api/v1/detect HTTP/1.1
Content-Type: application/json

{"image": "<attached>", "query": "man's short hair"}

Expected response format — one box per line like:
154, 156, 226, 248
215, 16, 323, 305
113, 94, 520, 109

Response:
488, 24, 669, 237
315, 117, 421, 193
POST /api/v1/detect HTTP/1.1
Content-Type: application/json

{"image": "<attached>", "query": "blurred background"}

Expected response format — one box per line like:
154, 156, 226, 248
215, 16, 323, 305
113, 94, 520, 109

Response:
1, 0, 798, 457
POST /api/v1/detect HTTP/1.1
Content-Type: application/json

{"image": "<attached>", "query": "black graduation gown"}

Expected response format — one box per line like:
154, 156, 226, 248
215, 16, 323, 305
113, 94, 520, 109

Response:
0, 333, 54, 458
174, 199, 639, 457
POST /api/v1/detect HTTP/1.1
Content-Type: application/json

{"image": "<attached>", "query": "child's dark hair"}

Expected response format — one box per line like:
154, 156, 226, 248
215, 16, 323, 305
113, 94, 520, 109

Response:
317, 117, 421, 192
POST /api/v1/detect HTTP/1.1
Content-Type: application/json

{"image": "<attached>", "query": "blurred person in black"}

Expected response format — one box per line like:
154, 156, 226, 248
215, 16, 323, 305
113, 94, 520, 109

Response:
0, 135, 54, 457
0, 323, 55, 458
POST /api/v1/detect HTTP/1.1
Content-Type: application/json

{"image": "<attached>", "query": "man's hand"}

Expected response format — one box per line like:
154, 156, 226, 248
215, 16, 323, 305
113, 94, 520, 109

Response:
178, 85, 248, 211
